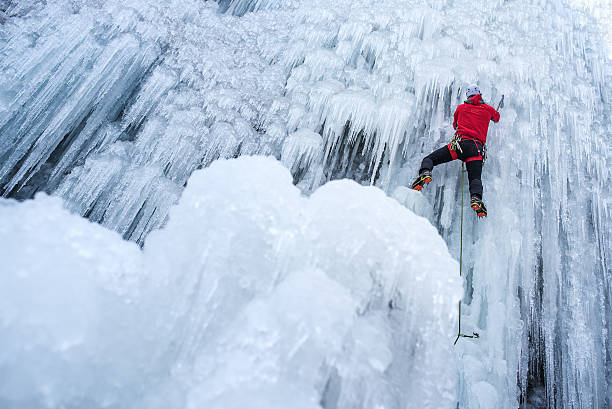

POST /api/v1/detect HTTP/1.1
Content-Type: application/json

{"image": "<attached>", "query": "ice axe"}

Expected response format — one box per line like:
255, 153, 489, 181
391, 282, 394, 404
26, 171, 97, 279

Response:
497, 94, 505, 111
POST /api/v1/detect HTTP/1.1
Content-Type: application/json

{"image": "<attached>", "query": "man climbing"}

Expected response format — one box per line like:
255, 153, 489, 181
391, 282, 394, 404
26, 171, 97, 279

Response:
411, 85, 500, 217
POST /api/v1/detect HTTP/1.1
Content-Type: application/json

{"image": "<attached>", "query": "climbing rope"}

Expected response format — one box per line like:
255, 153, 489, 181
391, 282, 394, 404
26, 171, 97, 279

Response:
454, 163, 479, 345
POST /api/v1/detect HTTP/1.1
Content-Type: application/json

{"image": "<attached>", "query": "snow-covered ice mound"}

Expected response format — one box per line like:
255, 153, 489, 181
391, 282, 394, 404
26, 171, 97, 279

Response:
0, 156, 460, 409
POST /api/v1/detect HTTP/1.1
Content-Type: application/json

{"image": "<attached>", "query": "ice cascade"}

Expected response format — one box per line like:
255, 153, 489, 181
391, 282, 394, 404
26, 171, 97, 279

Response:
0, 0, 610, 408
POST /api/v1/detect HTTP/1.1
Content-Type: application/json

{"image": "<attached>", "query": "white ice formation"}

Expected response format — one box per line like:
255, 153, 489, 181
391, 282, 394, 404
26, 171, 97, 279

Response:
0, 156, 461, 408
0, 0, 610, 408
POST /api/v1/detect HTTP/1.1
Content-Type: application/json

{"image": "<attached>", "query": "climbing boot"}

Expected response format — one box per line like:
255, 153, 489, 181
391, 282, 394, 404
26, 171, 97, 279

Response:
411, 169, 432, 191
470, 194, 487, 218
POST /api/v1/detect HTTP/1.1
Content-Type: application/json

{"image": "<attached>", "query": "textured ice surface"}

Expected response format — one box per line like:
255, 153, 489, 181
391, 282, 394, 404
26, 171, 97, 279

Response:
0, 0, 611, 407
570, 0, 612, 56
391, 186, 434, 223
0, 156, 461, 409
0, 0, 287, 242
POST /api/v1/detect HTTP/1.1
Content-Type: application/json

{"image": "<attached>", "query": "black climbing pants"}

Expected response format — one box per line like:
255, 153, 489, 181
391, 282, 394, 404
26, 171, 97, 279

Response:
419, 140, 484, 197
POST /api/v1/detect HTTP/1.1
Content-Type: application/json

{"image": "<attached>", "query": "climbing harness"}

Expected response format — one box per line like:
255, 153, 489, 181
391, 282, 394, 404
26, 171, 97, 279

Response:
454, 163, 480, 345
472, 139, 486, 164
449, 132, 463, 154
450, 134, 487, 164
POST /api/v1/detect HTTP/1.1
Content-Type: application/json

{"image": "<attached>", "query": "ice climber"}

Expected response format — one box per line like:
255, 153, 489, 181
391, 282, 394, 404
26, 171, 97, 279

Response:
411, 85, 500, 217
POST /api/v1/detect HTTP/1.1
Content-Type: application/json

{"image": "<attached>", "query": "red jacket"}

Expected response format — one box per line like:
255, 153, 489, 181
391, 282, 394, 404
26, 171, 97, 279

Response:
453, 94, 500, 144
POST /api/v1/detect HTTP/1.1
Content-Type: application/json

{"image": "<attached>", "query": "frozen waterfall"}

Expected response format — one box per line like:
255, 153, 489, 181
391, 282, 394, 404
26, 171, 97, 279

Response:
0, 0, 610, 408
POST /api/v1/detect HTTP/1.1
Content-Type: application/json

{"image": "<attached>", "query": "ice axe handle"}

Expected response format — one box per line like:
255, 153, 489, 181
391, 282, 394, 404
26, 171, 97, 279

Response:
497, 95, 504, 111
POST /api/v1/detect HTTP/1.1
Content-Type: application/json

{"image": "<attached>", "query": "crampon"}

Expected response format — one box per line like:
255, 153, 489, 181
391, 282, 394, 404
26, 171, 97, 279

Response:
411, 170, 432, 191
470, 195, 487, 218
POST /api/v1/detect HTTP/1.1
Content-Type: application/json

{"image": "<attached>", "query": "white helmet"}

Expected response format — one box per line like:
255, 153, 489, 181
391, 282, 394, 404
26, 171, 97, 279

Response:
466, 85, 481, 98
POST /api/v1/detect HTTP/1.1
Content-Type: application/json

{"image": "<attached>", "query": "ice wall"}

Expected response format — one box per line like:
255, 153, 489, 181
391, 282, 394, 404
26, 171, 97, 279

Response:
0, 0, 610, 408
0, 156, 461, 409
0, 0, 287, 242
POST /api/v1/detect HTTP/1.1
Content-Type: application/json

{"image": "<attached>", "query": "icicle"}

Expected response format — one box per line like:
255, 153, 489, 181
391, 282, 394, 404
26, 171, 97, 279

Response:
281, 128, 323, 174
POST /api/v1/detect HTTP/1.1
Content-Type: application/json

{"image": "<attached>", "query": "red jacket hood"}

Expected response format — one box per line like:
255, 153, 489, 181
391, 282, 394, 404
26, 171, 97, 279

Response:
466, 94, 482, 105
